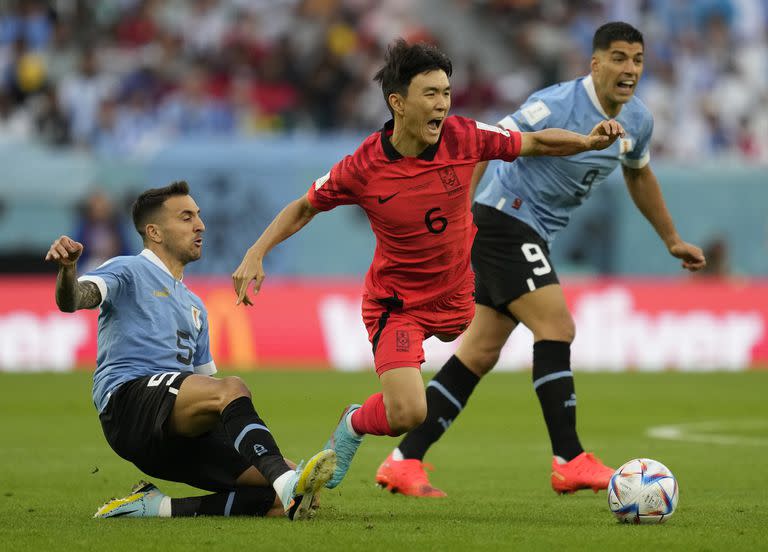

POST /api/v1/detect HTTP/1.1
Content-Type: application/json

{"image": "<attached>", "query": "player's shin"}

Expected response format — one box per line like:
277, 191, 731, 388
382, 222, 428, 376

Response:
532, 340, 583, 461
221, 397, 292, 485
397, 355, 480, 460
350, 392, 397, 436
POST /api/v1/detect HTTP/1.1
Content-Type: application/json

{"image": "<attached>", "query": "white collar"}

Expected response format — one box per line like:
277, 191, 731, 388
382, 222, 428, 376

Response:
582, 74, 612, 119
140, 248, 182, 281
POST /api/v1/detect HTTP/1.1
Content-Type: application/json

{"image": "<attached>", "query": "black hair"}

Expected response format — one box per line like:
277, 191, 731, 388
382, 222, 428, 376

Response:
131, 181, 190, 239
373, 39, 452, 115
592, 22, 644, 51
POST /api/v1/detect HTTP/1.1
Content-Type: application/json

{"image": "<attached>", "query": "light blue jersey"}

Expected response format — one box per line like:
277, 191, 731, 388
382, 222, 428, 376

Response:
475, 75, 653, 244
79, 249, 216, 412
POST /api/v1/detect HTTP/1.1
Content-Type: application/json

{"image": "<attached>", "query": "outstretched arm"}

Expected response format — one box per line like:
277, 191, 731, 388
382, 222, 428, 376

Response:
232, 195, 320, 305
520, 119, 624, 157
45, 235, 102, 312
622, 164, 706, 272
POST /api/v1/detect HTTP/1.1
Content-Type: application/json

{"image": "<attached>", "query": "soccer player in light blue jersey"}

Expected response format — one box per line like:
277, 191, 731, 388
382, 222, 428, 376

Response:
45, 181, 335, 520
376, 22, 707, 497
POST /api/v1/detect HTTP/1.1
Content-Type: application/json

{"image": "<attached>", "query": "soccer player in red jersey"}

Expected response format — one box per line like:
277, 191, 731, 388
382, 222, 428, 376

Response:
232, 39, 624, 489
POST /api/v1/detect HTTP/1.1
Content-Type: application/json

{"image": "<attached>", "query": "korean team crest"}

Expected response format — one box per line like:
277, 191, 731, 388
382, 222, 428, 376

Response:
437, 166, 462, 197
396, 330, 410, 352
191, 305, 202, 331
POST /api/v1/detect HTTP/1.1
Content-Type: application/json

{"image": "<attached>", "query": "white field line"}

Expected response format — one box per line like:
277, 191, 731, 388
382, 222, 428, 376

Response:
647, 420, 768, 446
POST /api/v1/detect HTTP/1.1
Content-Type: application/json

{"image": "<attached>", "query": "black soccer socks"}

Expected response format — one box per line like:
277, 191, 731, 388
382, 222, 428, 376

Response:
222, 396, 291, 484
532, 340, 583, 461
398, 355, 480, 460
172, 487, 277, 517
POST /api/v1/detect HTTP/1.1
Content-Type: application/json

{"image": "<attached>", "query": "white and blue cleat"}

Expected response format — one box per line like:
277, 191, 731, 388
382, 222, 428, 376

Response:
94, 481, 166, 518
323, 404, 363, 489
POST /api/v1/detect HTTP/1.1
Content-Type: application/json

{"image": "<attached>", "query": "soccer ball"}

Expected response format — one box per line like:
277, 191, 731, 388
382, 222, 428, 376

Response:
607, 458, 679, 524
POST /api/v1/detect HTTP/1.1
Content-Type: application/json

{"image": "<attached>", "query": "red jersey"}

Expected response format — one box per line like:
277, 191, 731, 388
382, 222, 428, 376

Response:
307, 115, 522, 309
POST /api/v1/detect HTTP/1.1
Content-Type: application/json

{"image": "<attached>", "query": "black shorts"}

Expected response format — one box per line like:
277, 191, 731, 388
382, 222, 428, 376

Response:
471, 203, 560, 319
99, 372, 251, 493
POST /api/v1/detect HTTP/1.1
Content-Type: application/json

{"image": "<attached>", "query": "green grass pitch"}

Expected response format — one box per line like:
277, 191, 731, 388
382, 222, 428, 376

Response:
1, 370, 767, 551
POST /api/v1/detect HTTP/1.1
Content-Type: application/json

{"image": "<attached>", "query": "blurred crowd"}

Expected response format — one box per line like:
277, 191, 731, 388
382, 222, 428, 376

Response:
0, 0, 427, 155
463, 0, 768, 161
1, 0, 766, 161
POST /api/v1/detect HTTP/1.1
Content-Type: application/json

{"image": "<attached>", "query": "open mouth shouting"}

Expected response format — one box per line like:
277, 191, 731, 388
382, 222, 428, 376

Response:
616, 79, 636, 94
426, 117, 444, 138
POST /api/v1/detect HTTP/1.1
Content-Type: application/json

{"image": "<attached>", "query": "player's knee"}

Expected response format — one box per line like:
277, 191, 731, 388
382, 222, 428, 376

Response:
386, 400, 427, 435
535, 314, 575, 343
559, 317, 576, 343
219, 376, 251, 409
463, 344, 500, 375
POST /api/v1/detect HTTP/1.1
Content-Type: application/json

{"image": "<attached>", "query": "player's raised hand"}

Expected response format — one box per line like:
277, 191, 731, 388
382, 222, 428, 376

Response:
45, 235, 84, 266
586, 119, 625, 150
232, 249, 266, 306
669, 241, 707, 272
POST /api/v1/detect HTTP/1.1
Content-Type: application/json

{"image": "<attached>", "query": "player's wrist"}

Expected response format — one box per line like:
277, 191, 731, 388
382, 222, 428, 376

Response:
248, 245, 267, 260
664, 235, 683, 253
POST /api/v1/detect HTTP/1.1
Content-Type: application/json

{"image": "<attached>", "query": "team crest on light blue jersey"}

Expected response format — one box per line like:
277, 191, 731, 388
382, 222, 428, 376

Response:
619, 136, 634, 155
191, 305, 202, 331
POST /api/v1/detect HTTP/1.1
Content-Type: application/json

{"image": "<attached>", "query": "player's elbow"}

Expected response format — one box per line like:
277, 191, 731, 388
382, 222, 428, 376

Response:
296, 196, 319, 223
56, 298, 76, 313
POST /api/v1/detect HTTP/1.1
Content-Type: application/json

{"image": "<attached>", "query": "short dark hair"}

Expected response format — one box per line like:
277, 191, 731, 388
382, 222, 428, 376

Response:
592, 22, 644, 51
131, 181, 190, 239
373, 39, 452, 115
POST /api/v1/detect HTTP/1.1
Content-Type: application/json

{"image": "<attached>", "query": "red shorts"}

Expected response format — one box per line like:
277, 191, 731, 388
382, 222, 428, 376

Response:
362, 286, 475, 375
